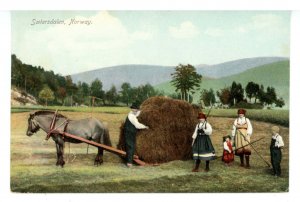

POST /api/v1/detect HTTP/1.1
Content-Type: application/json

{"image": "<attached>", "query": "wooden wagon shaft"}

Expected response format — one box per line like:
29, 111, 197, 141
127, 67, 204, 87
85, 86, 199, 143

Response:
60, 131, 146, 166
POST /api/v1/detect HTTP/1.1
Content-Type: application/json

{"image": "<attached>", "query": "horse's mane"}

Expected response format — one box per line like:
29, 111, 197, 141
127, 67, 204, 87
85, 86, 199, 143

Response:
33, 110, 67, 118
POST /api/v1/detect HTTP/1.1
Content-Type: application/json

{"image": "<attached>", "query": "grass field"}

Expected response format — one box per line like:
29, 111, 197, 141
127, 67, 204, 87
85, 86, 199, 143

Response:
10, 107, 289, 193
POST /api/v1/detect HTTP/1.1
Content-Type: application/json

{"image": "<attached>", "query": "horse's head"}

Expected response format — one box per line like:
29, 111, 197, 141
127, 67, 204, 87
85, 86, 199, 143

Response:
26, 113, 40, 136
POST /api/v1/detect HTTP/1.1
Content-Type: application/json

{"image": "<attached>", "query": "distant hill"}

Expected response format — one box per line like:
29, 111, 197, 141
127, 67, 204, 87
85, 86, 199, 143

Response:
195, 56, 288, 78
155, 60, 290, 108
70, 57, 287, 90
71, 65, 176, 90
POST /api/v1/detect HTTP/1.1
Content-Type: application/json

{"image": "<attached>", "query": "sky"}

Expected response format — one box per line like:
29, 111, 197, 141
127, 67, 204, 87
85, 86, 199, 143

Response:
11, 11, 290, 75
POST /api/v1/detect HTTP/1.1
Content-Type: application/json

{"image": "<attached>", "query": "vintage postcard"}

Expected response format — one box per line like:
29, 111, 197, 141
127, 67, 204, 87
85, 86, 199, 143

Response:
10, 10, 290, 193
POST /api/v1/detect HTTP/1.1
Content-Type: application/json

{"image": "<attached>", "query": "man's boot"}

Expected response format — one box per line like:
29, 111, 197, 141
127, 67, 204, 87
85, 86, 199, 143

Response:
245, 155, 250, 168
205, 161, 210, 172
240, 155, 245, 167
192, 160, 200, 172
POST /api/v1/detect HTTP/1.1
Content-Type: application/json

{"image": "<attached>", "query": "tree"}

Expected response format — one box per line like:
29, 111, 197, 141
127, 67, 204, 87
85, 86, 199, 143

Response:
217, 87, 231, 105
57, 87, 67, 105
81, 82, 90, 97
120, 82, 132, 106
275, 97, 285, 108
265, 86, 277, 106
106, 85, 119, 105
171, 64, 202, 102
245, 81, 260, 103
257, 85, 267, 106
39, 86, 54, 106
230, 82, 244, 105
131, 84, 160, 104
90, 79, 105, 105
200, 88, 216, 106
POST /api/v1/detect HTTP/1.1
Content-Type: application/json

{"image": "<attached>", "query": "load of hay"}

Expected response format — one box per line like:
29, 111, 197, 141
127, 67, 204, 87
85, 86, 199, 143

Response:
117, 96, 200, 164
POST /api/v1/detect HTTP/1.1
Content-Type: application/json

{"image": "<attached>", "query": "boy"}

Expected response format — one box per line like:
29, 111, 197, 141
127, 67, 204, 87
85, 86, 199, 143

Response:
270, 126, 284, 177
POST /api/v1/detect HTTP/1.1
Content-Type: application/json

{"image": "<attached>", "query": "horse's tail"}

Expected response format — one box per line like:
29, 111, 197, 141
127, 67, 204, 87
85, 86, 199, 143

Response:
102, 123, 112, 147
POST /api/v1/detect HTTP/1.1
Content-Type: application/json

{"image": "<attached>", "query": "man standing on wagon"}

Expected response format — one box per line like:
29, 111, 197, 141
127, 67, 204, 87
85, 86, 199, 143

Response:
232, 108, 253, 168
124, 103, 149, 167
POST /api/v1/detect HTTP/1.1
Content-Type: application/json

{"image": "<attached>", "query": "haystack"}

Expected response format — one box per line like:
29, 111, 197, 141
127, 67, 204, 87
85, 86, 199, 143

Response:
117, 96, 200, 163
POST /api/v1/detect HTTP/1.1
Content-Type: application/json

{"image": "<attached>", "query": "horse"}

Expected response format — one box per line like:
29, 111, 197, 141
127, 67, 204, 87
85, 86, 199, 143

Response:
26, 110, 112, 167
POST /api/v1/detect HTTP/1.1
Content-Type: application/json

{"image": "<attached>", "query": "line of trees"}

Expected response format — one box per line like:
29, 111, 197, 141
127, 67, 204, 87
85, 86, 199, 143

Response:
11, 55, 162, 106
201, 81, 285, 108
169, 63, 285, 108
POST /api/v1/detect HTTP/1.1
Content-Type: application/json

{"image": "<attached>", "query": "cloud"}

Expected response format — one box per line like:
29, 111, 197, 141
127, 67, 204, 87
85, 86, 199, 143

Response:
233, 14, 285, 34
15, 11, 154, 74
169, 21, 200, 39
204, 28, 224, 37
131, 31, 153, 40
251, 14, 283, 29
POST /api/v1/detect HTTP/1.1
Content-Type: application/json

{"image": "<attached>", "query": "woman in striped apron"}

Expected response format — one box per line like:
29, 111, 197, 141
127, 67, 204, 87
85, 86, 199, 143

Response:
191, 112, 215, 172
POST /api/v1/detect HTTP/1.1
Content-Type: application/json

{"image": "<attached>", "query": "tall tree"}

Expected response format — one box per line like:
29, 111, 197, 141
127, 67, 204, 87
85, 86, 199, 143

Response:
245, 81, 260, 103
171, 64, 202, 102
230, 81, 244, 105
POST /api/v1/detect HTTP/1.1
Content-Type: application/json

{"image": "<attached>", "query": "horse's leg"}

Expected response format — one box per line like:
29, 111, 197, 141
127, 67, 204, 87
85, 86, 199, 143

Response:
55, 143, 60, 166
94, 147, 103, 166
57, 137, 65, 167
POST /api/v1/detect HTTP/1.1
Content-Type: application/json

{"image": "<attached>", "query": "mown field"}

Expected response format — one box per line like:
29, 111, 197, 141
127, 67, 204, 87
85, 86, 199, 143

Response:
11, 107, 289, 193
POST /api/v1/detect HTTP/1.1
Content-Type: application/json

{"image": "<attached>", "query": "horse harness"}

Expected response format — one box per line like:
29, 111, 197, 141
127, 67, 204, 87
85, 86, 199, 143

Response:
45, 112, 69, 140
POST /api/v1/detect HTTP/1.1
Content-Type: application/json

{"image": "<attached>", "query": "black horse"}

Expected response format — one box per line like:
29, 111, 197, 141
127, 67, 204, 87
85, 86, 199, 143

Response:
26, 111, 112, 167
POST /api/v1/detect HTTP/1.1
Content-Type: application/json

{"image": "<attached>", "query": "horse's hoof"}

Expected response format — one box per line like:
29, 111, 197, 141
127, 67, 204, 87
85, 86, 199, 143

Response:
94, 160, 103, 166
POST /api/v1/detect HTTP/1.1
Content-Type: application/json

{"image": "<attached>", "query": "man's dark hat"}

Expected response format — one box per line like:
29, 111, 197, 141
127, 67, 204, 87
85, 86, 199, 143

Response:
130, 103, 140, 109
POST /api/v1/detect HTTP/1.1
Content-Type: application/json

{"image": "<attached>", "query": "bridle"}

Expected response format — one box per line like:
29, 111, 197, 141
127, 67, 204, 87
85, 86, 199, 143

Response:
29, 116, 40, 133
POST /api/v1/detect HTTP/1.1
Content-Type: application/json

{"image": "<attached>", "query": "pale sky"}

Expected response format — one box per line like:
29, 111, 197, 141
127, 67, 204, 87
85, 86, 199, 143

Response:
11, 11, 290, 75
